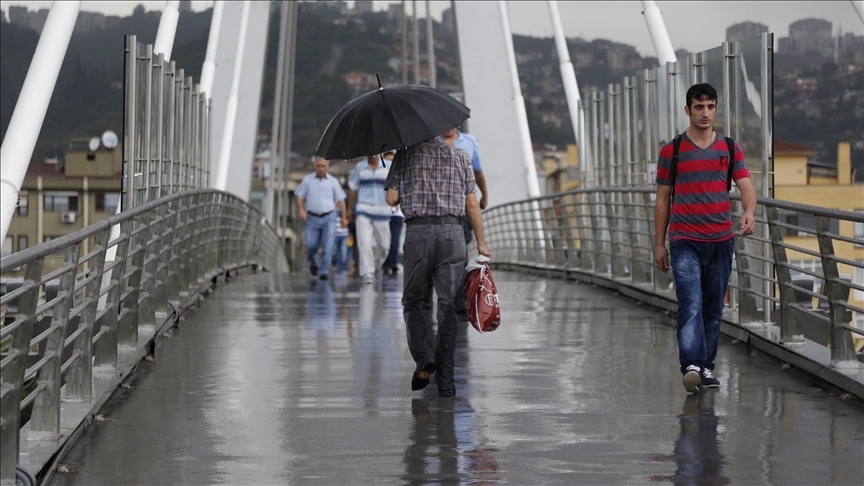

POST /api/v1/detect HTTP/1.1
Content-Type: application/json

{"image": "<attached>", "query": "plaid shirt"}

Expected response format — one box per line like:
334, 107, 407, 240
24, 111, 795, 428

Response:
385, 139, 476, 219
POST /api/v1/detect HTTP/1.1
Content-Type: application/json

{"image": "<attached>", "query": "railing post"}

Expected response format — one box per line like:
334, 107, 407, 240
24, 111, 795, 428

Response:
123, 35, 138, 212
117, 219, 143, 347
814, 215, 858, 365
732, 211, 760, 323
151, 204, 170, 319
66, 231, 108, 400
605, 191, 627, 279
141, 44, 153, 208
136, 211, 158, 332
94, 225, 128, 368
765, 206, 804, 344
0, 258, 43, 482
153, 52, 165, 200
29, 246, 78, 438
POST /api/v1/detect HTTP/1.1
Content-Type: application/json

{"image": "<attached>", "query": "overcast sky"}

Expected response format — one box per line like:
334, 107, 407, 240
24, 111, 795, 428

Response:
1, 1, 860, 56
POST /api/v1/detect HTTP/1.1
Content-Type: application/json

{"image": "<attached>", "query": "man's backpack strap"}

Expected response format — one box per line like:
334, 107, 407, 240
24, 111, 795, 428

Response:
725, 136, 735, 192
670, 135, 683, 199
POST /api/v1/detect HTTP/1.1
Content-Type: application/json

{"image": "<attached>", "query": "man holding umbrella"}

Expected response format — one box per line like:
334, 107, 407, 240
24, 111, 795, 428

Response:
385, 134, 491, 398
315, 78, 489, 397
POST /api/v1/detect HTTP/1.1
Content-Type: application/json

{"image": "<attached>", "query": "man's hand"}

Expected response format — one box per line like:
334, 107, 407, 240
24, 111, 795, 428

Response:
655, 245, 670, 273
341, 217, 349, 228
739, 212, 756, 236
479, 195, 488, 210
298, 208, 307, 221
477, 243, 491, 259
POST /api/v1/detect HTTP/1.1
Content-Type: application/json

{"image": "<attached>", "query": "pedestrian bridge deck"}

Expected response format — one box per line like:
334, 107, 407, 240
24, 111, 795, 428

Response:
51, 270, 863, 485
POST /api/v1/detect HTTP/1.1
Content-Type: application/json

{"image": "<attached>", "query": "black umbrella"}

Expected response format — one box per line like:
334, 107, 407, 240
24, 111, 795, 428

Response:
315, 76, 470, 160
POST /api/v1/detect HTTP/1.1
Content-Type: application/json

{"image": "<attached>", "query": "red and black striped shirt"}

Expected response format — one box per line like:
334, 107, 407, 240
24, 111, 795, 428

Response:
656, 132, 751, 242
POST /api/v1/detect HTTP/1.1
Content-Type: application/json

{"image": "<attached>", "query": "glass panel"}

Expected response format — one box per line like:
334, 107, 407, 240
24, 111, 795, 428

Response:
703, 45, 726, 136
732, 36, 771, 197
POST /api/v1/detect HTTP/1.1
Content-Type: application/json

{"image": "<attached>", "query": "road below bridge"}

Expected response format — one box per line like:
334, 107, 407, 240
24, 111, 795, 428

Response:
51, 270, 863, 485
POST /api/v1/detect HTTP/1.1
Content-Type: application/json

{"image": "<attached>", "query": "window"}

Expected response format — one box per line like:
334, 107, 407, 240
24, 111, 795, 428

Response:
86, 154, 96, 161
17, 190, 28, 217
778, 211, 839, 236
17, 235, 28, 253
43, 235, 59, 243
95, 192, 121, 213
1, 236, 12, 258
44, 193, 78, 212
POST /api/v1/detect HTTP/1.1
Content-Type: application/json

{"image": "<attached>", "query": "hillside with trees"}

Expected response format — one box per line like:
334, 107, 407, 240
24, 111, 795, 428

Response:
2, 3, 861, 173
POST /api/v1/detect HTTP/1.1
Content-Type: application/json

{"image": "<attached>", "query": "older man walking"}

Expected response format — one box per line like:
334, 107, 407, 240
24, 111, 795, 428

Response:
385, 134, 491, 398
295, 158, 348, 281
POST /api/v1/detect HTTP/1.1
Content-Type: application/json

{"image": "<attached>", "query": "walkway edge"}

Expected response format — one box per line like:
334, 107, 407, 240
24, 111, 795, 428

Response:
498, 263, 864, 400
27, 265, 260, 485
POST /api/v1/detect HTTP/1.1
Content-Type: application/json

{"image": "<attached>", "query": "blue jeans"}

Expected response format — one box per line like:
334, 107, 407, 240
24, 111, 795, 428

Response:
304, 212, 336, 276
332, 233, 349, 273
385, 215, 404, 268
670, 238, 734, 375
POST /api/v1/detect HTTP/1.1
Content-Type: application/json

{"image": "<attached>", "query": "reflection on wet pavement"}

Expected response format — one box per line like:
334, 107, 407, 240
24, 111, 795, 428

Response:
52, 271, 863, 485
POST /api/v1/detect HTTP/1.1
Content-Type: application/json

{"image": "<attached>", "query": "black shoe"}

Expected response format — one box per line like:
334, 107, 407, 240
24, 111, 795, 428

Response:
438, 386, 456, 398
319, 274, 328, 281
701, 368, 720, 388
411, 360, 437, 391
682, 365, 701, 393
310, 264, 318, 276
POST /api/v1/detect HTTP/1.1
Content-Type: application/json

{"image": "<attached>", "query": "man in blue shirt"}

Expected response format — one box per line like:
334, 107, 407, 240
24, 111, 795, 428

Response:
441, 128, 488, 210
434, 128, 490, 312
295, 158, 348, 280
347, 154, 391, 284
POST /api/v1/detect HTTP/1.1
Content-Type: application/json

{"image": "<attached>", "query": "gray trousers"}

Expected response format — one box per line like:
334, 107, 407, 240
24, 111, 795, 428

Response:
402, 222, 466, 390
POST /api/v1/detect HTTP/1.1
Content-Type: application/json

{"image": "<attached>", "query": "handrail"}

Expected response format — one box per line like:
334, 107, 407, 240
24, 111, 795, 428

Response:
481, 187, 864, 371
0, 189, 287, 483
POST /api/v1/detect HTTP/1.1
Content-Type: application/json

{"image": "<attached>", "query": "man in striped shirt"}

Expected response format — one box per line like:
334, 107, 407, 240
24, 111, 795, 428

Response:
348, 154, 391, 284
654, 83, 757, 393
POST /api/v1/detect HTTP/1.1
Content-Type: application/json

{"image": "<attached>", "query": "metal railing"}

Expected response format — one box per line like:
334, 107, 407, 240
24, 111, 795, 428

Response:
0, 189, 287, 484
483, 187, 864, 367
124, 35, 211, 210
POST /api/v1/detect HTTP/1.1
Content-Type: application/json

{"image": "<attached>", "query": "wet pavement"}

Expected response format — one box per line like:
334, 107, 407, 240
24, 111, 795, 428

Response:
52, 270, 863, 485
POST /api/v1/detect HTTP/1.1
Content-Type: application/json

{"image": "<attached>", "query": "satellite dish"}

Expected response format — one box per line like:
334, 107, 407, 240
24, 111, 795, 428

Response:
88, 137, 100, 152
101, 130, 118, 149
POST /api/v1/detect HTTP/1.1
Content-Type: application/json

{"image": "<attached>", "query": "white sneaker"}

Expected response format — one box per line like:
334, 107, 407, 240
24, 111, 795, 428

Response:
362, 275, 374, 285
682, 365, 701, 393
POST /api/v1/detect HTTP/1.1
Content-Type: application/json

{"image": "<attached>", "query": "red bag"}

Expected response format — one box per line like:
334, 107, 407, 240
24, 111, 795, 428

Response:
465, 255, 501, 333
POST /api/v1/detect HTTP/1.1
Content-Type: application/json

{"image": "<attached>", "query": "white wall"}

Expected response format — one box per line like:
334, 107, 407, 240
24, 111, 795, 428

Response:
453, 1, 533, 207
209, 0, 270, 201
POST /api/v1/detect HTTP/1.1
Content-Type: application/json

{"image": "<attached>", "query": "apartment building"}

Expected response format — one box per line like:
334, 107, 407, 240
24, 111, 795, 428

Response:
2, 137, 122, 277
774, 141, 864, 330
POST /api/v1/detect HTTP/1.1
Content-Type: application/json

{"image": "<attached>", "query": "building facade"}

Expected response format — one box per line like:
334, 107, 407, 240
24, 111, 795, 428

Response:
2, 138, 122, 278
773, 141, 864, 332
726, 22, 768, 43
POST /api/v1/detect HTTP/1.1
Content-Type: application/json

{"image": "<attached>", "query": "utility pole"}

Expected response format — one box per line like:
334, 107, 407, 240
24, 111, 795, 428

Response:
282, 0, 298, 261
413, 0, 420, 84
426, 0, 436, 88
267, 1, 290, 225
401, 0, 408, 84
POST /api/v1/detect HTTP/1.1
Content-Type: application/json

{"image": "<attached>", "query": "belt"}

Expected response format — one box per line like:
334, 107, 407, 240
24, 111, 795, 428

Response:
406, 216, 462, 226
307, 210, 333, 218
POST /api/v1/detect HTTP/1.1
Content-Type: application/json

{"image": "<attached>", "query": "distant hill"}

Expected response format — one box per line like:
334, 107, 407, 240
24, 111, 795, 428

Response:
2, 5, 861, 169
